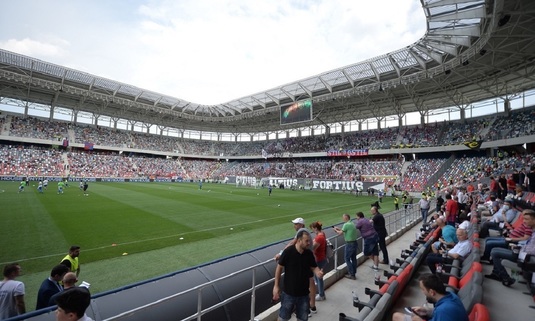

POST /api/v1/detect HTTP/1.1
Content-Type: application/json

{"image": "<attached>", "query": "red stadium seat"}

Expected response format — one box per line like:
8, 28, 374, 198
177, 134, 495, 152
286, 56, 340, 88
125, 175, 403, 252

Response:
468, 303, 490, 321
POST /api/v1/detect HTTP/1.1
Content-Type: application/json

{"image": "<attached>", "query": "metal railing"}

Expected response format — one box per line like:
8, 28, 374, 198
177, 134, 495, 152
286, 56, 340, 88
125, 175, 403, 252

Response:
98, 204, 421, 321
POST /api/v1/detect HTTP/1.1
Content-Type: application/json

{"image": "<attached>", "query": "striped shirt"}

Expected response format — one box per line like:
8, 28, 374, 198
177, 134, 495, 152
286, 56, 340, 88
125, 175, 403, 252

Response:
510, 223, 533, 239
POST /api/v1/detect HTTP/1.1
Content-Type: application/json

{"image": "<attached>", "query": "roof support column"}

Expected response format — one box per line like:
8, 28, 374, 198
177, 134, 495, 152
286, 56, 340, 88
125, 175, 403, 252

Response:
93, 114, 100, 126
128, 120, 136, 131
358, 120, 364, 132
112, 118, 119, 129
71, 109, 78, 124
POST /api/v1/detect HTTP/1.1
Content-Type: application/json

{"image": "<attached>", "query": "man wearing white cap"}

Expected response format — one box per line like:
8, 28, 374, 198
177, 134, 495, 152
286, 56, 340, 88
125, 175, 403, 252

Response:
274, 217, 318, 316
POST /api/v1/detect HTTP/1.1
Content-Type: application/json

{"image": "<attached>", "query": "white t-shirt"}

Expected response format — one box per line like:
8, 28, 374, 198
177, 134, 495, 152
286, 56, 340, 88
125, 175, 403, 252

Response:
0, 280, 25, 319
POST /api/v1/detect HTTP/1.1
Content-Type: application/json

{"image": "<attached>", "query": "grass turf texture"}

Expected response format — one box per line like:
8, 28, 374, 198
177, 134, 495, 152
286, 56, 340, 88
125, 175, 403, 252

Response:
0, 181, 394, 311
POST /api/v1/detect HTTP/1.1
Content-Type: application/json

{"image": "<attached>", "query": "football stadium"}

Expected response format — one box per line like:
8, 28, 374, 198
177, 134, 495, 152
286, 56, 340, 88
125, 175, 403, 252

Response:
1, 1, 535, 321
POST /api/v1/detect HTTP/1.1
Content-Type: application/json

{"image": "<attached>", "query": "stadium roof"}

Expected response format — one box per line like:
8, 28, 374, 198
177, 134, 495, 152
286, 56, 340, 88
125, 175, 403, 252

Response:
1, 0, 534, 133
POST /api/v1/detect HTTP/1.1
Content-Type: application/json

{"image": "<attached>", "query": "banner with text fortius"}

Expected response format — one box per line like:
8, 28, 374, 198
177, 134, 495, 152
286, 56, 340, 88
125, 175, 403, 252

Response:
310, 179, 384, 191
265, 177, 385, 192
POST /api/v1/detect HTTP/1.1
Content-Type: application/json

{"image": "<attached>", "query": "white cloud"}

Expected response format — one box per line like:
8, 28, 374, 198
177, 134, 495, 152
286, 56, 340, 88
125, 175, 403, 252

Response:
0, 0, 425, 104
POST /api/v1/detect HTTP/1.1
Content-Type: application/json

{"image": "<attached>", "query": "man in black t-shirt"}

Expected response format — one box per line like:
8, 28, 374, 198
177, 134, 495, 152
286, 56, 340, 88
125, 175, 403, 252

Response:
372, 206, 390, 264
273, 230, 323, 321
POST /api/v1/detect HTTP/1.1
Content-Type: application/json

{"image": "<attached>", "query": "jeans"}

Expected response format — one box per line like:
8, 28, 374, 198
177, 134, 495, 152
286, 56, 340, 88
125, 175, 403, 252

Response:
421, 208, 429, 224
278, 292, 309, 321
345, 241, 358, 276
426, 253, 444, 274
482, 237, 507, 259
378, 234, 389, 263
490, 247, 517, 279
314, 259, 328, 297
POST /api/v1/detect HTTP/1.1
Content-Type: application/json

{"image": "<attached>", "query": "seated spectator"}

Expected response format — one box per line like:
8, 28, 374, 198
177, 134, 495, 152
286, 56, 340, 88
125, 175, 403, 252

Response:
485, 209, 535, 286
481, 217, 532, 263
479, 199, 518, 238
431, 218, 458, 253
426, 228, 472, 274
392, 273, 468, 321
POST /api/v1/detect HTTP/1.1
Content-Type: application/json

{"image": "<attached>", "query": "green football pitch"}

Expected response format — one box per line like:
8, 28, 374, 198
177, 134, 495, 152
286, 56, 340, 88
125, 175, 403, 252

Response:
0, 180, 393, 311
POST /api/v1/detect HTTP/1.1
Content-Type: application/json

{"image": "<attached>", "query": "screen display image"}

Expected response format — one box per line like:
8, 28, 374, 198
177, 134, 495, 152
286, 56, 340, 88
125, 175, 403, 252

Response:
280, 100, 313, 125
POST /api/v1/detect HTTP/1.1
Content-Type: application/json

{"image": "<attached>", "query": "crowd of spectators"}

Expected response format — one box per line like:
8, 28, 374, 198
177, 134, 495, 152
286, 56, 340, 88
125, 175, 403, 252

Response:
0, 145, 64, 176
485, 109, 535, 141
2, 142, 534, 199
400, 158, 447, 192
9, 116, 67, 141
73, 125, 132, 148
440, 118, 488, 146
397, 124, 439, 147
67, 151, 186, 178
1, 109, 534, 157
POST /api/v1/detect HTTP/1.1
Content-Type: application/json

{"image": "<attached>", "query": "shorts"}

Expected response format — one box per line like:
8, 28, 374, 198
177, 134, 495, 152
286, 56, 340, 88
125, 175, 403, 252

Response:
363, 234, 379, 256
278, 292, 309, 321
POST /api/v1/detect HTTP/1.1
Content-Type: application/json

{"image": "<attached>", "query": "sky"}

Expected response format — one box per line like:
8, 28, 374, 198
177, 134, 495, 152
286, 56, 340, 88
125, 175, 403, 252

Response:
0, 0, 425, 105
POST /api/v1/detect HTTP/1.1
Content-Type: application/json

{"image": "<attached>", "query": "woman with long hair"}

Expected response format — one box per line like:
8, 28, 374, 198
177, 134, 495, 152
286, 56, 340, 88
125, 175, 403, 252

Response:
309, 221, 327, 301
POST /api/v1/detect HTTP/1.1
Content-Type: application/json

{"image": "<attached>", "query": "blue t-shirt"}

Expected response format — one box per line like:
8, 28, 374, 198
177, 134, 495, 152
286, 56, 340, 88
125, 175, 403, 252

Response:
430, 292, 468, 321
441, 225, 458, 244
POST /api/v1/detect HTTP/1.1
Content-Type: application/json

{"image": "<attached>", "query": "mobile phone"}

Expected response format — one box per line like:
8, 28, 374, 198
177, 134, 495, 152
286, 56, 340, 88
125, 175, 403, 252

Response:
404, 307, 415, 314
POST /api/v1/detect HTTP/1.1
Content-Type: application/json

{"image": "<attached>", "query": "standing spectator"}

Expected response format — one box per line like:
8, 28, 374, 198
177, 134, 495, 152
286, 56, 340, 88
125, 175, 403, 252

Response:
527, 166, 535, 193
436, 194, 445, 213
489, 176, 498, 195
54, 287, 93, 321
49, 272, 78, 306
274, 218, 317, 315
0, 263, 26, 319
506, 174, 516, 195
457, 187, 468, 212
272, 230, 323, 321
333, 214, 358, 280
418, 195, 431, 224
394, 195, 399, 211
444, 194, 459, 226
36, 264, 70, 310
371, 206, 390, 265
309, 221, 327, 301
498, 173, 507, 200
355, 212, 380, 271
391, 274, 468, 321
60, 246, 81, 277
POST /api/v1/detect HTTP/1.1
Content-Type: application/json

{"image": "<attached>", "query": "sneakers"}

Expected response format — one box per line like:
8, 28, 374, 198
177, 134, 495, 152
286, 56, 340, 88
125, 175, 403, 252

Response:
502, 277, 516, 286
308, 306, 317, 317
484, 273, 502, 281
372, 265, 379, 271
315, 294, 326, 301
344, 274, 356, 280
